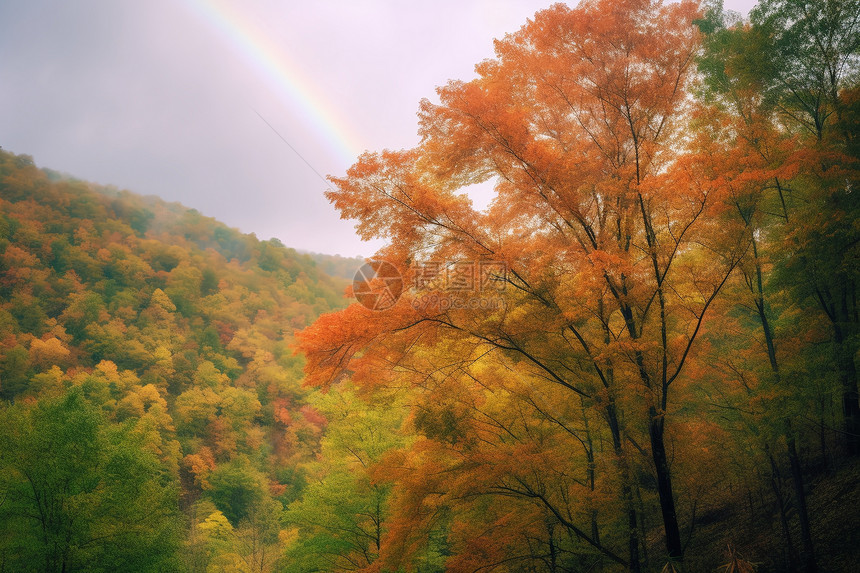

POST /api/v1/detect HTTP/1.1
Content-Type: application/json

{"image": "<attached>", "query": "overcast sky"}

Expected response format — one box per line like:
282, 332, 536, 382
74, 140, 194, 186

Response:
0, 0, 756, 257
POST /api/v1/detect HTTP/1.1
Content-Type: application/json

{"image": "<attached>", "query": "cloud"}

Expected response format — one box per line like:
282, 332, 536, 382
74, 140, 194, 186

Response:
0, 0, 757, 256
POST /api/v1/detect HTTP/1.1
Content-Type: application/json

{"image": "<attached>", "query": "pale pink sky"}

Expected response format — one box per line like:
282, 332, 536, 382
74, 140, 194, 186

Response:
0, 0, 757, 256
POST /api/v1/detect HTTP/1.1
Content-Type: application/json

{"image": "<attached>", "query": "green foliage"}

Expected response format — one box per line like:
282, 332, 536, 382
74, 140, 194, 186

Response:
281, 386, 406, 572
0, 390, 182, 571
0, 344, 30, 399
207, 457, 269, 525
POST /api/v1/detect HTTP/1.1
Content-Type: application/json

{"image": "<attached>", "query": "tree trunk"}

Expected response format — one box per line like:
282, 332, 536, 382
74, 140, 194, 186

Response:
583, 405, 600, 546
834, 323, 860, 456
649, 409, 682, 560
606, 400, 641, 573
747, 236, 817, 571
768, 449, 798, 572
636, 484, 650, 569
547, 521, 558, 573
787, 432, 817, 572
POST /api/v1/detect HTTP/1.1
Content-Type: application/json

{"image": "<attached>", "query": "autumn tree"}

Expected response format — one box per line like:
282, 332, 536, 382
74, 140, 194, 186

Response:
695, 2, 860, 569
299, 0, 751, 568
699, 0, 860, 460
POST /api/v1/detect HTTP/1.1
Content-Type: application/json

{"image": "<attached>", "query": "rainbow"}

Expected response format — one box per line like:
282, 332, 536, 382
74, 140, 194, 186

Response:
184, 0, 363, 165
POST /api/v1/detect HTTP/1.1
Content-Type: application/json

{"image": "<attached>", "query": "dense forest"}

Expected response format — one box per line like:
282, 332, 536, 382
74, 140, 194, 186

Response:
1, 0, 859, 571
0, 147, 355, 571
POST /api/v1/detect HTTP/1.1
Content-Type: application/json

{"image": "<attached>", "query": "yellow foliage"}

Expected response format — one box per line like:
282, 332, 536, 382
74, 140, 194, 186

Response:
28, 336, 70, 368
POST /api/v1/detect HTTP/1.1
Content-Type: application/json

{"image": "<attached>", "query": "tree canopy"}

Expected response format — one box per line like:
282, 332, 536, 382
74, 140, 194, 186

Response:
2, 0, 859, 571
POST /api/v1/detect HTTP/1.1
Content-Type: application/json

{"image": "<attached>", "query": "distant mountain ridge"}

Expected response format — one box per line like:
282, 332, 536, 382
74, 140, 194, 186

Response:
303, 251, 363, 281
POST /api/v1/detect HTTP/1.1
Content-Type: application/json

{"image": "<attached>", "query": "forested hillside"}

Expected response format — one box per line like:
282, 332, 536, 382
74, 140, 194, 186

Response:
0, 148, 355, 571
